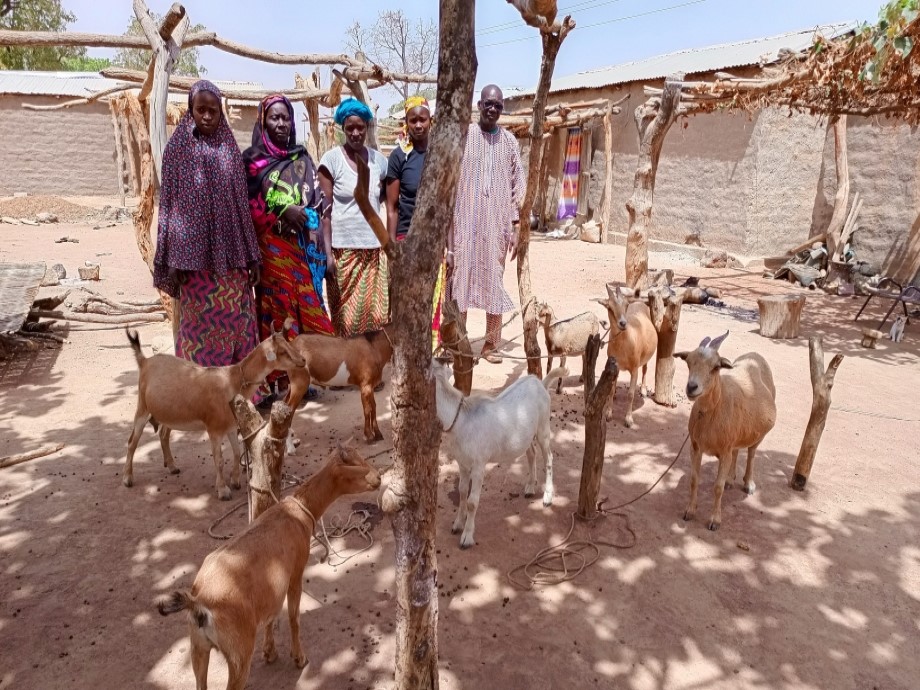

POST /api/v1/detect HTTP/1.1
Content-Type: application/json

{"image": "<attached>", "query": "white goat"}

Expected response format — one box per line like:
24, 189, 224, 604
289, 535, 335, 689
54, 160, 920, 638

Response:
675, 331, 777, 531
432, 360, 567, 549
124, 328, 306, 500
536, 301, 603, 393
593, 283, 658, 428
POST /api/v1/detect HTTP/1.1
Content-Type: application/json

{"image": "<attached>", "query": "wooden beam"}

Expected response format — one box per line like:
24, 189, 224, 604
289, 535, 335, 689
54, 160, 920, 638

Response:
577, 356, 619, 519
109, 100, 127, 205
599, 99, 615, 243
21, 83, 134, 111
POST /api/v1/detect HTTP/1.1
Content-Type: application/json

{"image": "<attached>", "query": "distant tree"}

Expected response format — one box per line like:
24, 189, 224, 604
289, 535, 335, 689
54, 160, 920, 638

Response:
387, 86, 437, 117
0, 0, 87, 70
61, 55, 112, 71
344, 10, 437, 101
112, 14, 206, 76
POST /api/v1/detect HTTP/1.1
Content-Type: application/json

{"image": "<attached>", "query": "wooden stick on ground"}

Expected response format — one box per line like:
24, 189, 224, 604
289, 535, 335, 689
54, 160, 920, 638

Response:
791, 337, 844, 491
577, 356, 619, 519
0, 443, 66, 470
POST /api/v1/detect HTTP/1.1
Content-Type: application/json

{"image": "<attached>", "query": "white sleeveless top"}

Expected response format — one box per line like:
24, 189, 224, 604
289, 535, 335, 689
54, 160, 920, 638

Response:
318, 146, 387, 249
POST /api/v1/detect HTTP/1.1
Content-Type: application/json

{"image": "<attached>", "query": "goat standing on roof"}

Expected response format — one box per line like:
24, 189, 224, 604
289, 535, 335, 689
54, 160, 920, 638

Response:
675, 331, 777, 531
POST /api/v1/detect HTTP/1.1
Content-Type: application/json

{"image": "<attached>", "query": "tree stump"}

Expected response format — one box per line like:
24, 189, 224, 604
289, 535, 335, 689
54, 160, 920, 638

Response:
757, 295, 806, 339
231, 395, 295, 523
860, 328, 884, 349
648, 286, 684, 407
577, 356, 619, 519
791, 337, 844, 491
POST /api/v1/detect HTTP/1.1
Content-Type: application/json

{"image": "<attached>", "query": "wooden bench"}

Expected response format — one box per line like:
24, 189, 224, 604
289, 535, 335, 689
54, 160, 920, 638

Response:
853, 277, 920, 329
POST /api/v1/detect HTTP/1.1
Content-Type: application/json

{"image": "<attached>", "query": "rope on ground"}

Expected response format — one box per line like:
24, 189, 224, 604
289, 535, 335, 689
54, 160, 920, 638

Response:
507, 433, 690, 591
831, 405, 920, 423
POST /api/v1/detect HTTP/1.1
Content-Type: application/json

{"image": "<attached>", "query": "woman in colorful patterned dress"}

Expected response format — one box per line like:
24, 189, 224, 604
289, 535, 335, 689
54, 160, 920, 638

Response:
153, 80, 262, 367
318, 99, 390, 338
243, 94, 333, 402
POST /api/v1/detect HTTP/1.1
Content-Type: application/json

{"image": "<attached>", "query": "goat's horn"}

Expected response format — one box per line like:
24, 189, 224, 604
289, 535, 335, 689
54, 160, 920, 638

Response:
710, 330, 730, 350
605, 281, 621, 300
699, 336, 711, 348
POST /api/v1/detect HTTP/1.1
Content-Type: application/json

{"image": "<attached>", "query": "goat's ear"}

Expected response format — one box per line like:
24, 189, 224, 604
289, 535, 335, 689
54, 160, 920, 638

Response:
719, 357, 734, 369
591, 297, 609, 307
673, 351, 689, 360
265, 343, 277, 362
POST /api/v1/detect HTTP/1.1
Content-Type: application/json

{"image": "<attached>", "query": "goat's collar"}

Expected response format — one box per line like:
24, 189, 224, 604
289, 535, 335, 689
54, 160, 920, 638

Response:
236, 364, 264, 393
442, 395, 463, 433
381, 326, 394, 350
285, 496, 317, 528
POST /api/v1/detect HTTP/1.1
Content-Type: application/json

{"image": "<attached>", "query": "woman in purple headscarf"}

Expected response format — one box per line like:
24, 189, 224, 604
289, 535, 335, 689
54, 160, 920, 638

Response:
153, 80, 262, 366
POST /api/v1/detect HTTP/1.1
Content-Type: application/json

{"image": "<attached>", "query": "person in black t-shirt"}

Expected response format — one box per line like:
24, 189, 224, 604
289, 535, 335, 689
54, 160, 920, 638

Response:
384, 96, 446, 349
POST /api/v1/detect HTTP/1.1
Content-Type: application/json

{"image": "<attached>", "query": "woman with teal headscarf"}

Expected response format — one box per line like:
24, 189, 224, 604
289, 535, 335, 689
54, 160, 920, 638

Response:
317, 98, 389, 338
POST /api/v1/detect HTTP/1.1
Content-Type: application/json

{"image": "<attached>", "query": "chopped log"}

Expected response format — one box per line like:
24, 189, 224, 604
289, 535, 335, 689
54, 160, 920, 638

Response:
582, 333, 601, 401
30, 309, 166, 324
791, 337, 844, 491
860, 328, 884, 348
648, 287, 684, 407
625, 75, 684, 289
516, 16, 576, 378
786, 233, 827, 257
0, 443, 65, 470
440, 298, 474, 396
577, 356, 619, 519
824, 115, 850, 263
757, 295, 806, 339
599, 99, 615, 244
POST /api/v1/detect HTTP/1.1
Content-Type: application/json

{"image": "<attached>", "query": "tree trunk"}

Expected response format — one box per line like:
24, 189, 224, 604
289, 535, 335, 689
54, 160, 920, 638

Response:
109, 101, 127, 206
824, 115, 849, 262
599, 99, 615, 243
439, 299, 474, 396
516, 17, 576, 378
347, 51, 379, 150
791, 337, 844, 491
757, 294, 806, 339
625, 75, 683, 289
376, 3, 476, 687
577, 356, 619, 519
648, 286, 684, 407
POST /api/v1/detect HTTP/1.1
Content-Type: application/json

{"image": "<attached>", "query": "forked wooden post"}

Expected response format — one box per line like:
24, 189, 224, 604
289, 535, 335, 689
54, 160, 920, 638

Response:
791, 337, 844, 491
577, 355, 619, 519
648, 285, 684, 407
582, 332, 601, 401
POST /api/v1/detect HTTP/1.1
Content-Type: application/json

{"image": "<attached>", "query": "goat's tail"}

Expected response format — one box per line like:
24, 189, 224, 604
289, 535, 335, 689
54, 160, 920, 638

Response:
125, 327, 145, 367
543, 367, 569, 392
156, 590, 210, 627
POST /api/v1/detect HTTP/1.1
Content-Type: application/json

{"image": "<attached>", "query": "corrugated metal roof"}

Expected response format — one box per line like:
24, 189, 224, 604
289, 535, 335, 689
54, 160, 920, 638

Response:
0, 70, 262, 106
507, 22, 858, 98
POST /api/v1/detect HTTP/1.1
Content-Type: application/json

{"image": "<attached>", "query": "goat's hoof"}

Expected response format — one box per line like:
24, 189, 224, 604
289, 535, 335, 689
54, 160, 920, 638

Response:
292, 653, 307, 669
624, 417, 635, 429
168, 467, 180, 475
682, 510, 694, 522
523, 488, 535, 498
217, 487, 232, 501
743, 481, 756, 495
459, 538, 475, 550
450, 521, 463, 535
230, 478, 242, 490
122, 475, 133, 488
542, 493, 553, 507
263, 648, 278, 664
707, 519, 721, 531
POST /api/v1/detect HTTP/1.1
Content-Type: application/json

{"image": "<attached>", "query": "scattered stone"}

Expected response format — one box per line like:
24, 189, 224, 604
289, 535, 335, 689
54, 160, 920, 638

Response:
579, 220, 601, 244
701, 249, 729, 268
35, 212, 58, 224
55, 237, 79, 244
737, 541, 751, 552
51, 264, 67, 280
78, 263, 100, 281
41, 268, 60, 287
20, 218, 39, 226
1, 216, 21, 225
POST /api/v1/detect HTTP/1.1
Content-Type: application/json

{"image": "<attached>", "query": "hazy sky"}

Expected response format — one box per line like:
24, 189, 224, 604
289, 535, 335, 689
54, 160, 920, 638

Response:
67, 0, 887, 112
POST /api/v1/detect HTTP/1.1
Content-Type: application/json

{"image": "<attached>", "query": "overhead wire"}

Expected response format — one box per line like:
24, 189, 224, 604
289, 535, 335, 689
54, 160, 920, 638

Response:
477, 0, 628, 36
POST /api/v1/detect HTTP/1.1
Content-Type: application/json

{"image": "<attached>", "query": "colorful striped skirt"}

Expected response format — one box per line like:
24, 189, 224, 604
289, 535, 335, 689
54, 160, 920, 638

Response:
176, 269, 258, 367
327, 247, 390, 338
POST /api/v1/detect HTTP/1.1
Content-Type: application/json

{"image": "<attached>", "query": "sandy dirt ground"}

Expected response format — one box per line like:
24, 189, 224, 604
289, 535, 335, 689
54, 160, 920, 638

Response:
1, 215, 919, 690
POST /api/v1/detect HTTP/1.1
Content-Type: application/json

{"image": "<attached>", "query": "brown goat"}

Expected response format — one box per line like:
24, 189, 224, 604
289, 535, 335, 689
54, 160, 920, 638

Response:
593, 283, 658, 428
123, 328, 305, 499
285, 326, 394, 443
675, 331, 777, 530
156, 442, 381, 690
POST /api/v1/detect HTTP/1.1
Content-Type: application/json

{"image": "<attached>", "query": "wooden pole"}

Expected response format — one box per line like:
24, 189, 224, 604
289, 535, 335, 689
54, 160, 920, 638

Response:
440, 298, 474, 396
824, 115, 849, 263
133, 0, 189, 184
582, 333, 601, 401
306, 69, 323, 160
231, 397, 296, 521
0, 443, 65, 470
599, 99, 615, 243
577, 356, 619, 519
516, 16, 576, 379
109, 100, 127, 206
648, 286, 684, 407
791, 337, 844, 491
625, 74, 683, 289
